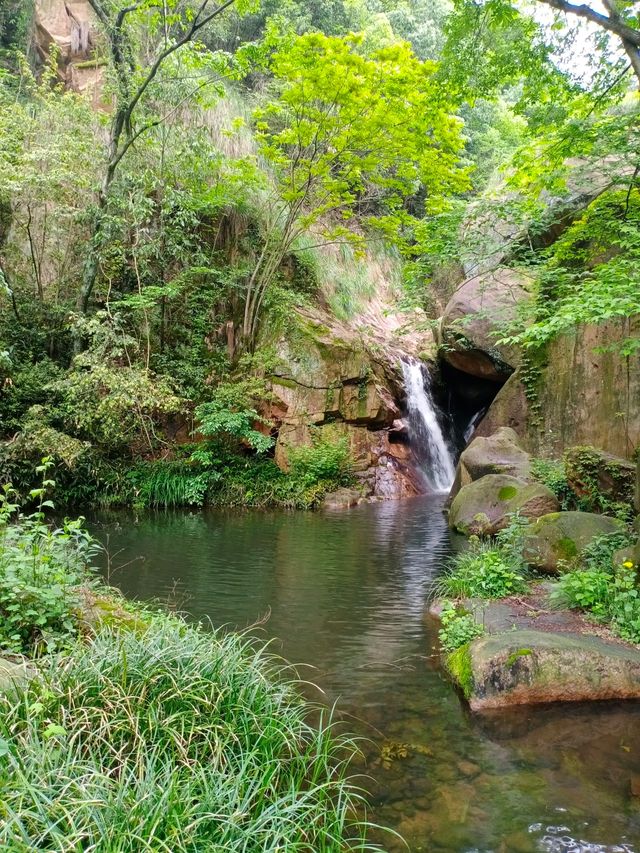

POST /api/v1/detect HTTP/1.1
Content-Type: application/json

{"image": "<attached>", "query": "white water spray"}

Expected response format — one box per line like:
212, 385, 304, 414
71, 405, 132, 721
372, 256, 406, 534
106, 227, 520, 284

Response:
401, 359, 456, 493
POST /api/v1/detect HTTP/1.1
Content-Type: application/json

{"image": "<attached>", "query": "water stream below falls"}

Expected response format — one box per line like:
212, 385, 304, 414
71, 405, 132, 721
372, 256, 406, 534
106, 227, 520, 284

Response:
93, 498, 640, 853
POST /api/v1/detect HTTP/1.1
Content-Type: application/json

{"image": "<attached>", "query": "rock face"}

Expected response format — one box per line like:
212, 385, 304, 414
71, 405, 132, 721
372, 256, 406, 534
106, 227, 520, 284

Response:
449, 427, 531, 502
465, 630, 640, 711
448, 474, 559, 536
522, 511, 626, 573
268, 311, 425, 501
474, 318, 640, 460
438, 268, 531, 382
34, 0, 104, 101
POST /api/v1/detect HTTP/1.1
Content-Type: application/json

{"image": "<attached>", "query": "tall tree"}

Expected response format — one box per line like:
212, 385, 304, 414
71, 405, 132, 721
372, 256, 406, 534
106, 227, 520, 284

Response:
75, 0, 247, 339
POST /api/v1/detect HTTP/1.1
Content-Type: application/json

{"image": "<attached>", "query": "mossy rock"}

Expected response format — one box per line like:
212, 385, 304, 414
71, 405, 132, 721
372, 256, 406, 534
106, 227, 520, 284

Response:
75, 588, 150, 636
461, 630, 640, 711
449, 427, 532, 503
564, 445, 636, 508
522, 511, 626, 573
448, 474, 559, 536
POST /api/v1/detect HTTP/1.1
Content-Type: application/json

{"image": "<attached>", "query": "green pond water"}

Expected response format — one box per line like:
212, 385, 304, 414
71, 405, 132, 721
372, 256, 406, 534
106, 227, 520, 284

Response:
92, 495, 640, 852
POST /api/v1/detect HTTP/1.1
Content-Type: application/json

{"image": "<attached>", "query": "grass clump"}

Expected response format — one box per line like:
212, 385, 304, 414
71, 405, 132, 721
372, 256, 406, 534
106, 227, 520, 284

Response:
0, 619, 377, 851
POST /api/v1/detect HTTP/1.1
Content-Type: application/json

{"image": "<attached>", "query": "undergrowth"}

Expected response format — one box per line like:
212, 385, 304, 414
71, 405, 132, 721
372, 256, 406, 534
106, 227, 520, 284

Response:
551, 532, 640, 643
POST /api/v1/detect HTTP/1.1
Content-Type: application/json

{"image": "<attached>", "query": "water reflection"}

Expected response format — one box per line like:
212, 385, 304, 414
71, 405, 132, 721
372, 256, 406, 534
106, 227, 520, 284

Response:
91, 497, 640, 853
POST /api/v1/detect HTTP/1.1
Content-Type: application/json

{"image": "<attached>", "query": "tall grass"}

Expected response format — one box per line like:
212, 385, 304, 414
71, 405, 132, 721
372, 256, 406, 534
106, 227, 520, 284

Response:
0, 618, 380, 851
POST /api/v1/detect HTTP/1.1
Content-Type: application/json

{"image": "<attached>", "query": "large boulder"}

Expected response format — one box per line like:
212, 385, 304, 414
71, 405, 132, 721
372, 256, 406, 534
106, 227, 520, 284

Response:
460, 629, 640, 711
522, 511, 626, 573
449, 427, 531, 502
34, 1, 105, 101
438, 268, 531, 382
448, 474, 559, 536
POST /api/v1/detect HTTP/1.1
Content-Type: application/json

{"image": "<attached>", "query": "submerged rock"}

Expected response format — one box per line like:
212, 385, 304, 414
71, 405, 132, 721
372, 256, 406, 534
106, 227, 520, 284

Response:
448, 474, 558, 536
464, 630, 640, 710
321, 488, 362, 510
449, 427, 531, 502
522, 511, 626, 573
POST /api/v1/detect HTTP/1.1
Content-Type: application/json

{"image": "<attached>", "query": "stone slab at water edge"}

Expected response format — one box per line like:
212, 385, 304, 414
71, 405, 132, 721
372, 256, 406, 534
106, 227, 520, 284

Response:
431, 592, 640, 711
464, 630, 640, 710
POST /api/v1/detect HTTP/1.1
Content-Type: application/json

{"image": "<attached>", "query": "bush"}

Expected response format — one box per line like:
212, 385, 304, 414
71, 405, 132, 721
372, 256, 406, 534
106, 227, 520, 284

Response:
438, 600, 484, 651
0, 619, 378, 851
288, 430, 353, 487
435, 538, 529, 600
550, 533, 640, 642
0, 481, 97, 654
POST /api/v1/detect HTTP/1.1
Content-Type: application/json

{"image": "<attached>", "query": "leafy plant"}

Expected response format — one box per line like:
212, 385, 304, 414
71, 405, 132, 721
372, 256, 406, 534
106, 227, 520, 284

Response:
530, 458, 575, 510
435, 538, 529, 601
0, 470, 98, 653
288, 430, 353, 487
438, 600, 484, 651
550, 568, 613, 617
195, 378, 274, 453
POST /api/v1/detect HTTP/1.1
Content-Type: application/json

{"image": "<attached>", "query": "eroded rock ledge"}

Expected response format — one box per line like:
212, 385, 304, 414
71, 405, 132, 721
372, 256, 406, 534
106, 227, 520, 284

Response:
265, 309, 434, 502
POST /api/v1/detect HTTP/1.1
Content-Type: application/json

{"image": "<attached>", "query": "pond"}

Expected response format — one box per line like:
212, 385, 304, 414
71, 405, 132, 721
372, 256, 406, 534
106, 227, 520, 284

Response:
91, 496, 640, 852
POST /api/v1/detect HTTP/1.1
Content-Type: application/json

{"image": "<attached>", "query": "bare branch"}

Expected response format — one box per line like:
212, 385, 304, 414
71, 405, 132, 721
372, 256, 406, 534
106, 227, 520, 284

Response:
536, 0, 640, 47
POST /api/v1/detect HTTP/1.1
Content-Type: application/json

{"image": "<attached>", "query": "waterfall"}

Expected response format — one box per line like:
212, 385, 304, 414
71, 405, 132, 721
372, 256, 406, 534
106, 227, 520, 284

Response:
401, 359, 456, 493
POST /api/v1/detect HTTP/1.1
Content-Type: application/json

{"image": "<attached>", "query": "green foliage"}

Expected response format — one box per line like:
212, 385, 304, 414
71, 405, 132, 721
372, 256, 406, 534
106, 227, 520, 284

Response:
530, 458, 574, 509
242, 30, 468, 343
582, 530, 633, 572
0, 474, 97, 654
128, 460, 218, 508
195, 377, 274, 453
0, 618, 377, 850
551, 533, 640, 642
504, 191, 640, 355
288, 430, 353, 487
435, 537, 529, 600
438, 601, 484, 651
551, 567, 611, 616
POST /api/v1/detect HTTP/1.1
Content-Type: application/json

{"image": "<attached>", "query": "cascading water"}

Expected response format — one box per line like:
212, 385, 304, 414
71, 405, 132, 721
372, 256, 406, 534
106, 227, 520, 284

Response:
401, 358, 456, 493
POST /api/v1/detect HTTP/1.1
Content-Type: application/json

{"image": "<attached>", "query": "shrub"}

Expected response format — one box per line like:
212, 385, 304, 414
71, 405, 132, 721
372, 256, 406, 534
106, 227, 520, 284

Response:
0, 619, 378, 851
550, 568, 613, 617
288, 430, 353, 486
435, 539, 529, 600
438, 600, 484, 651
0, 481, 97, 654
